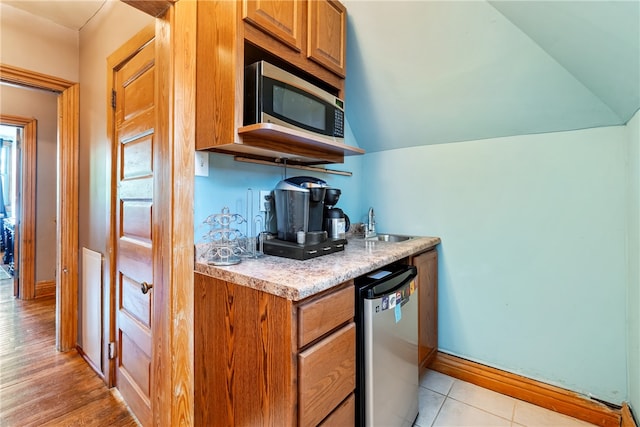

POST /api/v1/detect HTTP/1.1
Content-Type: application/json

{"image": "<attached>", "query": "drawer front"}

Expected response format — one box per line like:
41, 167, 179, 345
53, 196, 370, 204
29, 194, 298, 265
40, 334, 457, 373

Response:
298, 283, 354, 348
298, 323, 356, 427
319, 393, 355, 426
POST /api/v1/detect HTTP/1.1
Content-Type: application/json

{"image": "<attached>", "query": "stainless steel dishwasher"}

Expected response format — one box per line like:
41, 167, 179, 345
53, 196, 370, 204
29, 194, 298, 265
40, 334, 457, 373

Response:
355, 264, 419, 427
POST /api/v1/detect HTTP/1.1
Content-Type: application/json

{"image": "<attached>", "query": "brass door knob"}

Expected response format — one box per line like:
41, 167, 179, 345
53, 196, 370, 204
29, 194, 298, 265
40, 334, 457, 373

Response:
141, 282, 153, 294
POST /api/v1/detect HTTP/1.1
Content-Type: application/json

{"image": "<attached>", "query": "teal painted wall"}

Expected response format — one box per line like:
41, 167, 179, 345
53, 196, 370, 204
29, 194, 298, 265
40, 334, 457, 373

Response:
192, 97, 636, 409
359, 126, 629, 403
628, 110, 640, 413
193, 124, 365, 243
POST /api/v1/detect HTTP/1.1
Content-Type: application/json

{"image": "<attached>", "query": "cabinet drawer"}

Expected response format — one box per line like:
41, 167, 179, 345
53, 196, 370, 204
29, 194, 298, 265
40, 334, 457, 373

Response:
319, 393, 355, 426
298, 323, 355, 427
298, 283, 354, 348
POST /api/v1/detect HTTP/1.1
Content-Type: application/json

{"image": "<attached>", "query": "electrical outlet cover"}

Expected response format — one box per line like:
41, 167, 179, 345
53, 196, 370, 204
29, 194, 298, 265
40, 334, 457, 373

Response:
195, 151, 209, 177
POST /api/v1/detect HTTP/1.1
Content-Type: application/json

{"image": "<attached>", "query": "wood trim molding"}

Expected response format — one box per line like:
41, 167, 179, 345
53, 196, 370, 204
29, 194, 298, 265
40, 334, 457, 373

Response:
36, 280, 56, 298
120, 0, 176, 17
20, 120, 37, 299
77, 345, 104, 380
430, 352, 621, 427
0, 64, 75, 93
56, 84, 80, 352
1, 64, 80, 353
0, 115, 37, 301
153, 2, 195, 425
623, 403, 638, 427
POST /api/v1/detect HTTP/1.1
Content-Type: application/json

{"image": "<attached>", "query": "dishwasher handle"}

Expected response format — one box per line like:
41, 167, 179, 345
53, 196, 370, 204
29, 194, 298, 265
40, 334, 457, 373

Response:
365, 266, 417, 299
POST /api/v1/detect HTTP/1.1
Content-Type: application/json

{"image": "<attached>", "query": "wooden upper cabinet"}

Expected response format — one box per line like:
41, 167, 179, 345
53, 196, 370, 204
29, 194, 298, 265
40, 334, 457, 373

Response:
194, 0, 360, 164
308, 0, 346, 77
243, 0, 304, 52
243, 0, 347, 78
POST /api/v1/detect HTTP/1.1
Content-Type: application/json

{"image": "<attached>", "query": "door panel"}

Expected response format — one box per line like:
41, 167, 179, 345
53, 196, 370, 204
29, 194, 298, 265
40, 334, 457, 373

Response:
121, 274, 151, 327
120, 332, 151, 396
122, 201, 152, 242
122, 136, 153, 179
114, 38, 155, 427
118, 304, 152, 356
123, 70, 154, 121
118, 237, 152, 281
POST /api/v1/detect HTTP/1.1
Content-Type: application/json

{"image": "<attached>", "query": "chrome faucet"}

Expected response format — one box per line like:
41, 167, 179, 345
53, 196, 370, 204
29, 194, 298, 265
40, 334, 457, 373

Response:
365, 207, 376, 238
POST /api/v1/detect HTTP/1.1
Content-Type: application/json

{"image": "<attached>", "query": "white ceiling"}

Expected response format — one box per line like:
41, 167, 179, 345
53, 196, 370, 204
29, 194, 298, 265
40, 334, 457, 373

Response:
1, 0, 106, 30
345, 0, 640, 152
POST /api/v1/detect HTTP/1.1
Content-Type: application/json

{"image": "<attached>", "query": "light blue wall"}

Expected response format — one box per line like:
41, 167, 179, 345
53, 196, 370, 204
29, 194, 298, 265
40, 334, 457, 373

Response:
628, 110, 640, 413
359, 126, 629, 403
194, 123, 365, 243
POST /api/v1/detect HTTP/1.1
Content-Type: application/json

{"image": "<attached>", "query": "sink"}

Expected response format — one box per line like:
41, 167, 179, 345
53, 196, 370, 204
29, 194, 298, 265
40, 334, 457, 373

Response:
365, 233, 417, 243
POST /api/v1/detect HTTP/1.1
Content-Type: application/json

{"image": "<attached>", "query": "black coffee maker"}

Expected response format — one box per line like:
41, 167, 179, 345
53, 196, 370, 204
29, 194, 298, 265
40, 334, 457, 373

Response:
323, 188, 350, 239
264, 177, 348, 260
273, 176, 327, 242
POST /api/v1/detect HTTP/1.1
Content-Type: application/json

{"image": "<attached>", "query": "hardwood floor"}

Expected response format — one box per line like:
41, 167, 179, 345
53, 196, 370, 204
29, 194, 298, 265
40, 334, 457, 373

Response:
0, 277, 139, 426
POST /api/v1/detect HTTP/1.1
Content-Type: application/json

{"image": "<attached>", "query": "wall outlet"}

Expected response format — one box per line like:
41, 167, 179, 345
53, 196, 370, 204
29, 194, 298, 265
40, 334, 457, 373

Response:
195, 151, 209, 177
259, 190, 270, 212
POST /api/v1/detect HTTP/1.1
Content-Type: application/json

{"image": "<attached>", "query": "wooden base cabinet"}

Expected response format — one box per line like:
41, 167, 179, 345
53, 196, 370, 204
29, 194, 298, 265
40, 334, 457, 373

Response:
194, 273, 356, 426
411, 249, 438, 371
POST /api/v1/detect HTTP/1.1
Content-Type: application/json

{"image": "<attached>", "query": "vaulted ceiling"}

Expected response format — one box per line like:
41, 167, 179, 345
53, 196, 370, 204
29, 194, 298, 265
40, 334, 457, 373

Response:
344, 0, 640, 152
4, 0, 638, 154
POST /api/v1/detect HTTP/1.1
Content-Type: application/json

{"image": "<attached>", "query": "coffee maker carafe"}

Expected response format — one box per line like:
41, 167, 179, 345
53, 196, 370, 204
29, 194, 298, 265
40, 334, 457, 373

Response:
323, 188, 350, 239
273, 176, 327, 242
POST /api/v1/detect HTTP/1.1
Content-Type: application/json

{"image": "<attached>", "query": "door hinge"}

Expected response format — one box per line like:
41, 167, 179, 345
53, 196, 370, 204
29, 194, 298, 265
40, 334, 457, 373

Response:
111, 90, 116, 109
108, 342, 116, 359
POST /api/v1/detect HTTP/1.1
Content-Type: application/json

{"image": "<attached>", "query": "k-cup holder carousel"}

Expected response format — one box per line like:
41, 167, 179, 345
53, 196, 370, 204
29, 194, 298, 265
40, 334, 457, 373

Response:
202, 207, 246, 266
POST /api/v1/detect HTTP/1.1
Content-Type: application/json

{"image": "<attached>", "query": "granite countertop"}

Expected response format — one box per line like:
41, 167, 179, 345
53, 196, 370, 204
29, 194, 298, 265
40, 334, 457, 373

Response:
194, 235, 440, 301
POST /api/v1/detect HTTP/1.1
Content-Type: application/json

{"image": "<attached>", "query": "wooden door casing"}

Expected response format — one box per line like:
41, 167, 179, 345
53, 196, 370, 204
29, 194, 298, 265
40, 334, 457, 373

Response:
0, 116, 37, 300
113, 37, 156, 427
0, 65, 79, 352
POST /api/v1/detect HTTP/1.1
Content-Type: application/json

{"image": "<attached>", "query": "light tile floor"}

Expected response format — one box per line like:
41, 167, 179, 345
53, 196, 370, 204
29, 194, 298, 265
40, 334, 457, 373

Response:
416, 370, 598, 427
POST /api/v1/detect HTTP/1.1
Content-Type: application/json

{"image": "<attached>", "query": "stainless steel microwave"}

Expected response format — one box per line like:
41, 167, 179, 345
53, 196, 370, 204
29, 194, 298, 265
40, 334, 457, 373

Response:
244, 61, 345, 141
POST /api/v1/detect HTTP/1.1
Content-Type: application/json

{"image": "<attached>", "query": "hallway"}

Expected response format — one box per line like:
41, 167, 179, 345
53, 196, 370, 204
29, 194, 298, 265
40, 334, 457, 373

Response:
0, 274, 138, 426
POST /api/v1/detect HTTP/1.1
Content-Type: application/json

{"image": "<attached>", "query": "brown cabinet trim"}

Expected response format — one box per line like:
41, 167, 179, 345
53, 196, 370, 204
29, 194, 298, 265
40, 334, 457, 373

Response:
622, 403, 638, 427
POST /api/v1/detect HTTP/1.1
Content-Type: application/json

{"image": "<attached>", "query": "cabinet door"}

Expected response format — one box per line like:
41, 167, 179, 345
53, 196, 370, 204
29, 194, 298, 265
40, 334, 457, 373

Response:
413, 249, 438, 368
307, 0, 347, 77
244, 0, 304, 52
